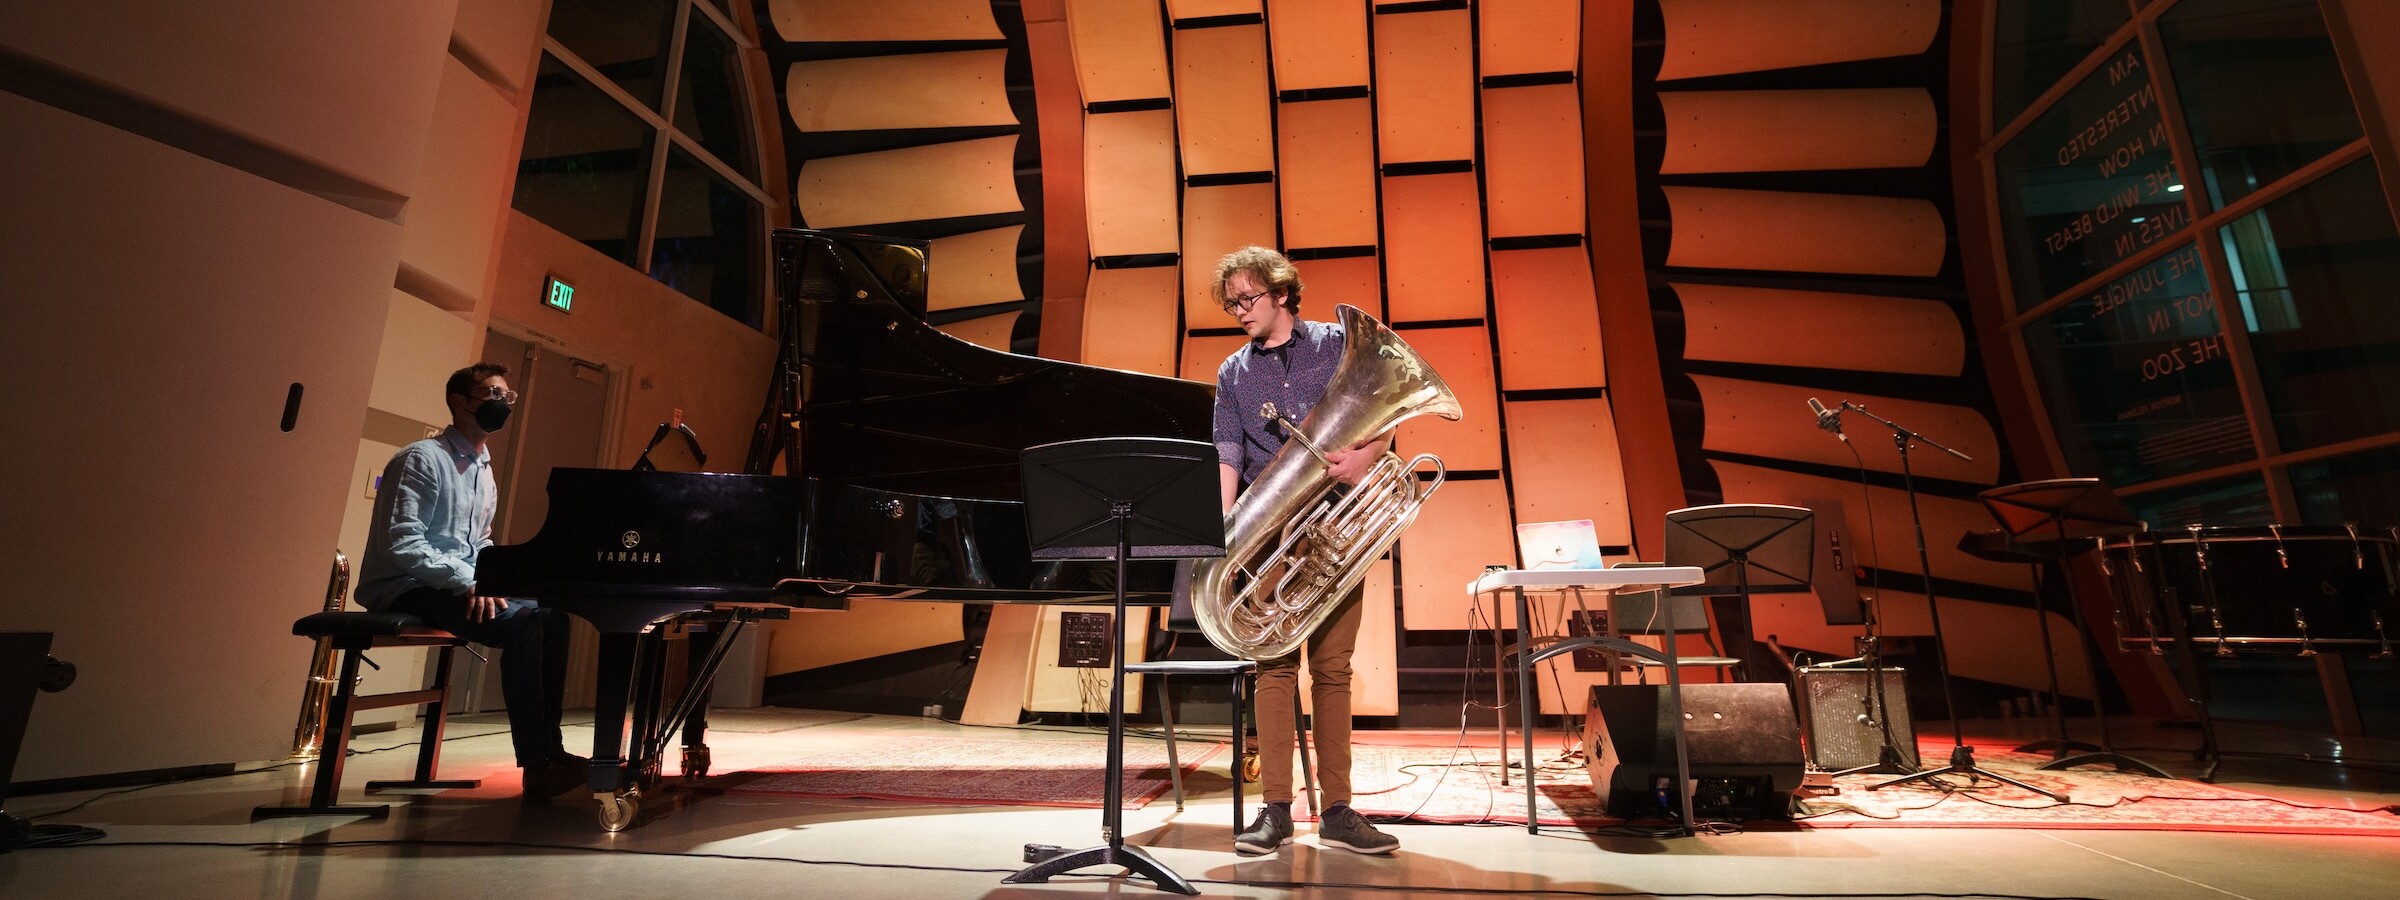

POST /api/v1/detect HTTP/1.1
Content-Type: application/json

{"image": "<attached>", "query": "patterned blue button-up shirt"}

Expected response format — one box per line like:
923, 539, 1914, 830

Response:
1213, 318, 1346, 490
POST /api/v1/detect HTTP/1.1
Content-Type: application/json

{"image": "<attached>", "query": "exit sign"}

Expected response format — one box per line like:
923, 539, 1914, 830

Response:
543, 276, 575, 313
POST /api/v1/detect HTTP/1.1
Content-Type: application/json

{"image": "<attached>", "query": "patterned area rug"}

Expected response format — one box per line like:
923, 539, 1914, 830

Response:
1338, 740, 2400, 836
715, 736, 1225, 809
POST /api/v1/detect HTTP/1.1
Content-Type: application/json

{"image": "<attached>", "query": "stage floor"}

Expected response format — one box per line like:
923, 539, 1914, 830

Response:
4, 710, 2395, 899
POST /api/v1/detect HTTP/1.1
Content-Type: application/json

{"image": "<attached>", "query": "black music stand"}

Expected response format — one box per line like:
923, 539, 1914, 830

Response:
1663, 504, 1816, 681
1977, 479, 2168, 778
1005, 437, 1223, 896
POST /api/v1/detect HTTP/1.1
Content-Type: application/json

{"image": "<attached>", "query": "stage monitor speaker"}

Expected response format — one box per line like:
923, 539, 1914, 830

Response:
1582, 683, 1803, 821
1795, 665, 1918, 771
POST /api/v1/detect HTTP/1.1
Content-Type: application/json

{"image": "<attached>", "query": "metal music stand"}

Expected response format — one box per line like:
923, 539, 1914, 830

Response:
1976, 479, 2168, 778
1005, 437, 1224, 896
1663, 504, 1816, 681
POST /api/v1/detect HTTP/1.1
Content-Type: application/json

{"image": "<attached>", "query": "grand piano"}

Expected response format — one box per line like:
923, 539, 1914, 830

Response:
479, 229, 1214, 829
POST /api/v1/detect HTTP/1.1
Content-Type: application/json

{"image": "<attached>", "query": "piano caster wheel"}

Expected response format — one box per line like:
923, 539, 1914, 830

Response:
681, 746, 712, 783
1241, 748, 1260, 782
598, 788, 641, 833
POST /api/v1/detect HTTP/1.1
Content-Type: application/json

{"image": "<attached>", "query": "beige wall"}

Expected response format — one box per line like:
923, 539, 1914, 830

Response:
0, 2, 460, 781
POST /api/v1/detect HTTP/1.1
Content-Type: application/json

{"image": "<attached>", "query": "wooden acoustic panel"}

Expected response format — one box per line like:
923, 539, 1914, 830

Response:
1393, 325, 1502, 472
1180, 332, 1253, 383
796, 135, 1022, 228
1659, 88, 1935, 174
1482, 83, 1589, 238
787, 50, 1018, 132
1502, 397, 1633, 547
1182, 182, 1281, 323
1299, 254, 1383, 319
1277, 98, 1379, 250
769, 0, 1002, 42
1399, 478, 1518, 630
1085, 109, 1181, 257
1268, 0, 1370, 91
1707, 460, 2034, 591
1081, 264, 1182, 376
927, 226, 1026, 312
1165, 0, 1260, 19
1490, 246, 1605, 391
1687, 374, 1999, 485
1654, 0, 1941, 81
1675, 282, 1963, 376
1066, 0, 1172, 103
1174, 23, 1274, 176
1663, 186, 1946, 277
1381, 173, 1487, 323
936, 310, 1021, 352
1480, 0, 1581, 78
1374, 8, 1475, 164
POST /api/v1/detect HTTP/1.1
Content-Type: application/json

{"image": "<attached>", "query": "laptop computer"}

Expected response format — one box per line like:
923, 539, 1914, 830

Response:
1514, 519, 1606, 571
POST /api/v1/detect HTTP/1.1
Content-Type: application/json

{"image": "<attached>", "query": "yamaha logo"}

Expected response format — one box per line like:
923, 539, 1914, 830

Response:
598, 531, 663, 564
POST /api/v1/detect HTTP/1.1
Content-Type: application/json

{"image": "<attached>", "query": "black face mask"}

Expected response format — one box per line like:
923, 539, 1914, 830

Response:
474, 399, 512, 432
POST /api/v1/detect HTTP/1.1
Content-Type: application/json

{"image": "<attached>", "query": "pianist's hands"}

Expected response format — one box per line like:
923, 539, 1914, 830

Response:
468, 595, 506, 622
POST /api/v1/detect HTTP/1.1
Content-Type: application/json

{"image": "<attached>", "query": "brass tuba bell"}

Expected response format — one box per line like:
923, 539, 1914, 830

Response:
1191, 304, 1461, 660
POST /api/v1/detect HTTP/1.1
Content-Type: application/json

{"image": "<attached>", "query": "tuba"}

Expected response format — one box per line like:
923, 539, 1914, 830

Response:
1192, 304, 1462, 660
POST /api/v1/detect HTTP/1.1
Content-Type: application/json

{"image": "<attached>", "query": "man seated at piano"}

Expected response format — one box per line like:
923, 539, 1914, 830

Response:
355, 362, 585, 800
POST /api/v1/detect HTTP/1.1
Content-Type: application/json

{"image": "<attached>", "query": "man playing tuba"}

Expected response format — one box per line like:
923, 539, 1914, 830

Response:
1209, 246, 1401, 856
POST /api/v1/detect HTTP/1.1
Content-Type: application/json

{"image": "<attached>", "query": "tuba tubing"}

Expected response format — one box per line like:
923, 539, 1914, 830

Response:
1192, 304, 1462, 660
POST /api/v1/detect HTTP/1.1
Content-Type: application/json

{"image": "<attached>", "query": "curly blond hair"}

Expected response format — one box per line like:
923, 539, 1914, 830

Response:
1211, 245, 1303, 314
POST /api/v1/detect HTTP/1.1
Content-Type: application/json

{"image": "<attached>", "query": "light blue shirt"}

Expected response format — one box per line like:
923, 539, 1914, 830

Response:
356, 427, 496, 610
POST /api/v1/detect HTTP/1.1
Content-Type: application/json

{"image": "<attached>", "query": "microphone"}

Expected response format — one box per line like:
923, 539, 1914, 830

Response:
1807, 397, 1847, 442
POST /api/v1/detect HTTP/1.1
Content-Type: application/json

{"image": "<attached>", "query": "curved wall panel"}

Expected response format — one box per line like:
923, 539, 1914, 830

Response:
1662, 186, 1948, 276
786, 50, 1019, 132
1657, 88, 1936, 174
1173, 24, 1274, 176
1065, 0, 1171, 104
1374, 8, 1475, 164
1654, 0, 1940, 80
795, 136, 1023, 228
1084, 109, 1181, 257
1676, 282, 1963, 376
769, 0, 1002, 42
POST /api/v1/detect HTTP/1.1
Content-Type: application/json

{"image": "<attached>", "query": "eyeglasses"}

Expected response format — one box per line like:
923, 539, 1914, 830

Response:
463, 386, 519, 405
1221, 290, 1270, 315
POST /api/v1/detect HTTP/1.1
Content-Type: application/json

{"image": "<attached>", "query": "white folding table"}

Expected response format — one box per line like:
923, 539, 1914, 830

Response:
1467, 566, 1707, 834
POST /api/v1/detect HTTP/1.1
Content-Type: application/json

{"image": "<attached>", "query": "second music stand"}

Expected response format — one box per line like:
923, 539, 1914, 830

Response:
1977, 478, 2168, 777
1663, 504, 1816, 681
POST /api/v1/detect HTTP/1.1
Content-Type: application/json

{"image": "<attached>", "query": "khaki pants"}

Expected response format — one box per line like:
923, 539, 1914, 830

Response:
1254, 584, 1363, 806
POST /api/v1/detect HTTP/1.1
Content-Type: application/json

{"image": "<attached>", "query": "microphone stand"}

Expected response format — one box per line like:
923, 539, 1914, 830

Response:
1838, 402, 2065, 801
1806, 403, 1915, 777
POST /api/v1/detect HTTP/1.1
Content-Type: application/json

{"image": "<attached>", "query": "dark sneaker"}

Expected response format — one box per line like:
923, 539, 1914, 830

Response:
521, 753, 589, 802
1317, 806, 1399, 855
1234, 804, 1294, 855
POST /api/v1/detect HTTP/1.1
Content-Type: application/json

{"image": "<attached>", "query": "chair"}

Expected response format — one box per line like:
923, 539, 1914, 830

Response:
253, 611, 479, 819
1599, 574, 1743, 683
1125, 563, 1315, 830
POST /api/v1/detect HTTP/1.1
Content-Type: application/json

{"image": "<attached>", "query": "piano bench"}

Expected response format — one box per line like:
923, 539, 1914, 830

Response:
253, 611, 481, 820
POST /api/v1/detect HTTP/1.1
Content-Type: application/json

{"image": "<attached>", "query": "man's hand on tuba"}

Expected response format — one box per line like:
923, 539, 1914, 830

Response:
1325, 437, 1388, 486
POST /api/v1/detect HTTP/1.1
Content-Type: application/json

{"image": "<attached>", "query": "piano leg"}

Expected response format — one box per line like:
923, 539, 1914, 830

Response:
682, 626, 717, 782
589, 631, 643, 831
